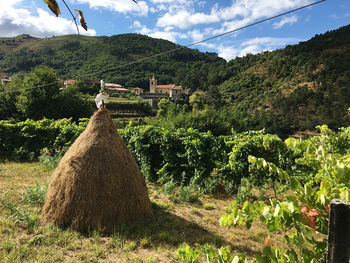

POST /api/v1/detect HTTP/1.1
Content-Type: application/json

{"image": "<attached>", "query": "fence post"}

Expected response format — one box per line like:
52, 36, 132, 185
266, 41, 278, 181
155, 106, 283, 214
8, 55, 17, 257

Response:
326, 199, 350, 263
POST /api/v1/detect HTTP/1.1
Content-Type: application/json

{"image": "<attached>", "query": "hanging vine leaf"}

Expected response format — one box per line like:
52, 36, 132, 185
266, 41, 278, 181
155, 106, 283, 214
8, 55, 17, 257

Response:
75, 9, 88, 31
43, 0, 61, 17
42, 0, 136, 34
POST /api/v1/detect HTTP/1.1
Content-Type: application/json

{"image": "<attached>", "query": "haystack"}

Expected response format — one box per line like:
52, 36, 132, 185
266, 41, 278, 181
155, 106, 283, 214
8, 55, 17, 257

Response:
41, 108, 153, 232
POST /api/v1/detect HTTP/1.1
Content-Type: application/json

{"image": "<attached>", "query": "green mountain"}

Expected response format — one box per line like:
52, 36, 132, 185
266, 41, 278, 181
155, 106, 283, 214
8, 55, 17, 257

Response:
0, 24, 349, 134
215, 24, 350, 133
0, 33, 223, 90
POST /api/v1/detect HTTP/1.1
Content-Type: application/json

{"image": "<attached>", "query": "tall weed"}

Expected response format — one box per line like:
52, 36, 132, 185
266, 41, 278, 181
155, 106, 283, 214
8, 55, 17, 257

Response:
0, 196, 39, 232
39, 148, 63, 169
169, 185, 202, 204
22, 182, 48, 206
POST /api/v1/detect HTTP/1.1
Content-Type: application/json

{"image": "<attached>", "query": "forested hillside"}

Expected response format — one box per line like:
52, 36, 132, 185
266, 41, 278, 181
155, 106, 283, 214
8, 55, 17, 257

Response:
0, 25, 349, 134
0, 33, 223, 90
216, 25, 350, 133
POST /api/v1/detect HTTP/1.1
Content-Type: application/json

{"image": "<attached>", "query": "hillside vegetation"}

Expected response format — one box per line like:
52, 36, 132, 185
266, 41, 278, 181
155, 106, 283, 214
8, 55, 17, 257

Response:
216, 25, 350, 133
0, 33, 222, 91
0, 25, 349, 134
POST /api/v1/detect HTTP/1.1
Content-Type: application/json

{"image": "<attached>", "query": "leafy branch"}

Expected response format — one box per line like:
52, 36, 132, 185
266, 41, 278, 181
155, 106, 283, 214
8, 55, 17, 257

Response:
43, 0, 138, 34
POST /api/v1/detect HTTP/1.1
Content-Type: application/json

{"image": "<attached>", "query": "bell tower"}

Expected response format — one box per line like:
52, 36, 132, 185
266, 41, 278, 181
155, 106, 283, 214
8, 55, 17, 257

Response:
149, 75, 157, 93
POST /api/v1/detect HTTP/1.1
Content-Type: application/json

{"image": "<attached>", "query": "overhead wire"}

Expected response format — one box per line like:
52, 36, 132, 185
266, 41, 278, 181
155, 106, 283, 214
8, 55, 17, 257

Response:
0, 0, 326, 95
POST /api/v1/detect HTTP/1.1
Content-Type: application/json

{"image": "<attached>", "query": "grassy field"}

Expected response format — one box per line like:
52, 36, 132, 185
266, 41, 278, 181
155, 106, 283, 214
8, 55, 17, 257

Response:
0, 162, 285, 263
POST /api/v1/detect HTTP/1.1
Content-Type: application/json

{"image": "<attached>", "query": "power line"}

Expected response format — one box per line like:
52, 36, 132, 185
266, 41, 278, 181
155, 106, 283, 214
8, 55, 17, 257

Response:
0, 0, 326, 95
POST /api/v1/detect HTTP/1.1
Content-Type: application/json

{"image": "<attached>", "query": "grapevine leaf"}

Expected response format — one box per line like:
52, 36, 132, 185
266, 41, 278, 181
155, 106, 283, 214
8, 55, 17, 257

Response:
290, 177, 300, 191
246, 218, 253, 229
262, 246, 273, 257
75, 9, 88, 31
262, 206, 270, 218
273, 204, 280, 217
232, 256, 240, 263
287, 202, 294, 213
43, 0, 61, 17
242, 201, 249, 213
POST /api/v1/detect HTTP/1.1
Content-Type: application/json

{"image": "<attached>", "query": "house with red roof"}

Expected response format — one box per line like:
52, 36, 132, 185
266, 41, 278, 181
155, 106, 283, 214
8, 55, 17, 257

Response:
149, 75, 184, 99
132, 87, 144, 95
0, 71, 12, 85
63, 79, 129, 94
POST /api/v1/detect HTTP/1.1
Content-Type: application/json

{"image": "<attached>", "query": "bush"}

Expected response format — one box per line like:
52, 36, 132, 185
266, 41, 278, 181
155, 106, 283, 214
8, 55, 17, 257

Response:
120, 125, 231, 188
218, 130, 292, 187
0, 118, 88, 160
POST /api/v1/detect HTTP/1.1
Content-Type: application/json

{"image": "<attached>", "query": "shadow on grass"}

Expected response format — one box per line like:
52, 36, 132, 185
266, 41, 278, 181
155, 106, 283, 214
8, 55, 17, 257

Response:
98, 202, 260, 256
109, 202, 222, 247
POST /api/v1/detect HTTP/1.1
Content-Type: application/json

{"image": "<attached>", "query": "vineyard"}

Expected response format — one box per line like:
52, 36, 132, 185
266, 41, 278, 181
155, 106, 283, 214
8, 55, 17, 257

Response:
0, 118, 349, 262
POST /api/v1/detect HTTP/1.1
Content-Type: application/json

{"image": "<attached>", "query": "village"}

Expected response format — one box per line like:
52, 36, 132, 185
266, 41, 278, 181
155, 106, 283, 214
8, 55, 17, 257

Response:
1, 71, 191, 109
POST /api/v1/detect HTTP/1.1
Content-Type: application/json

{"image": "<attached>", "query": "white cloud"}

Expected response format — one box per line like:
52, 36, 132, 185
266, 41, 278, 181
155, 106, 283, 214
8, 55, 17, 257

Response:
216, 45, 240, 61
212, 17, 252, 35
133, 20, 142, 28
155, 0, 310, 32
0, 1, 96, 37
241, 37, 300, 47
149, 31, 187, 42
149, 4, 168, 13
74, 0, 149, 16
188, 29, 204, 41
149, 0, 192, 11
205, 36, 301, 61
273, 15, 298, 29
133, 22, 187, 42
157, 10, 219, 29
150, 0, 187, 3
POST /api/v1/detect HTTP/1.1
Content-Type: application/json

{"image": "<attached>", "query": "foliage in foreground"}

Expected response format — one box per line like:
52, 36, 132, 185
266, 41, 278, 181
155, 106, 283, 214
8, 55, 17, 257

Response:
177, 125, 350, 262
1, 123, 349, 262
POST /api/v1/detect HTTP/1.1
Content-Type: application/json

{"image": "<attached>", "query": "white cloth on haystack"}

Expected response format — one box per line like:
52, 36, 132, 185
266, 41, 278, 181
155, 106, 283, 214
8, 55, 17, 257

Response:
95, 93, 109, 108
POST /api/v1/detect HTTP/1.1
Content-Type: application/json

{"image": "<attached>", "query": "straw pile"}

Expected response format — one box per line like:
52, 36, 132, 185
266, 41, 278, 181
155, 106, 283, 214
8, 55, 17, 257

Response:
41, 108, 153, 232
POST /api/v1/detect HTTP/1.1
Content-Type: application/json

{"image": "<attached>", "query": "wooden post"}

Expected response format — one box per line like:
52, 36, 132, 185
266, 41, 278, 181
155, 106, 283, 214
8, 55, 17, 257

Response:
326, 199, 350, 263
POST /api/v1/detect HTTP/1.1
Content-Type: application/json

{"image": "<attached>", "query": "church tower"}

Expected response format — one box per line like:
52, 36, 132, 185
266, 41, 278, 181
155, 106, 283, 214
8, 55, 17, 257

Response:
149, 75, 157, 93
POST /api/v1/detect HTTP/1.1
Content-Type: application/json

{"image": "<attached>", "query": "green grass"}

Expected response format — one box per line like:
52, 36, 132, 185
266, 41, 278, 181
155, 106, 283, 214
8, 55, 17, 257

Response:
0, 162, 285, 262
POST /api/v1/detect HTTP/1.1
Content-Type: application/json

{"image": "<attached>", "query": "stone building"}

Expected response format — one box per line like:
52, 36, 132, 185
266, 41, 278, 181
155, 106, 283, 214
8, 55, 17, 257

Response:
149, 75, 184, 99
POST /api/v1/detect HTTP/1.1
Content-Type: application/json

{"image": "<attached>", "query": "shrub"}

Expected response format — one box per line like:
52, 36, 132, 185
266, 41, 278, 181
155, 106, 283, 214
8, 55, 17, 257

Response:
0, 118, 88, 160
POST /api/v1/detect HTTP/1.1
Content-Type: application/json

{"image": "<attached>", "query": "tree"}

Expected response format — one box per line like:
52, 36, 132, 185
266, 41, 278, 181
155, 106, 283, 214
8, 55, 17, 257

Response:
54, 83, 93, 120
12, 66, 93, 120
0, 74, 24, 119
15, 66, 62, 119
157, 99, 171, 118
189, 90, 207, 111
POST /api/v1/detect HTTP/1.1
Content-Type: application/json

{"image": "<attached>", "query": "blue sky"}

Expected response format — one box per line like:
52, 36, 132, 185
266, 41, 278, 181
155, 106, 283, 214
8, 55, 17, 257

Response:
0, 0, 349, 60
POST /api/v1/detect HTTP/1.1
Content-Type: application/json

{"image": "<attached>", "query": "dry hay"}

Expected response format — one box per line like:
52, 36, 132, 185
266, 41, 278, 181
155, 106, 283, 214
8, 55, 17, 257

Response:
41, 108, 153, 232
